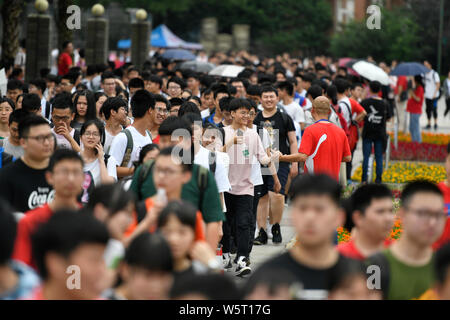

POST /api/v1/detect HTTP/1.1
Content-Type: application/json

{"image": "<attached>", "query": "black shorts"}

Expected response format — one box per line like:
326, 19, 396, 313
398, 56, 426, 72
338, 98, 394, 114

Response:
260, 162, 290, 197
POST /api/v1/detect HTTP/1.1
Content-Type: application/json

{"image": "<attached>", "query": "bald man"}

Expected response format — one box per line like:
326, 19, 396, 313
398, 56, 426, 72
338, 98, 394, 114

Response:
279, 96, 351, 180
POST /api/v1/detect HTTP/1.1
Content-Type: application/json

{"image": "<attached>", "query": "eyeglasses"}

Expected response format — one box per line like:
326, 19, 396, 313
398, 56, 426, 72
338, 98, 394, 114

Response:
24, 134, 54, 143
405, 207, 448, 221
249, 112, 256, 117
155, 107, 169, 115
82, 131, 100, 138
154, 166, 182, 177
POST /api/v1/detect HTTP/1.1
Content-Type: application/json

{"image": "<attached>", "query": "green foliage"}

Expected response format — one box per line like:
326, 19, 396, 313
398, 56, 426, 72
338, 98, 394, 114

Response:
330, 7, 421, 63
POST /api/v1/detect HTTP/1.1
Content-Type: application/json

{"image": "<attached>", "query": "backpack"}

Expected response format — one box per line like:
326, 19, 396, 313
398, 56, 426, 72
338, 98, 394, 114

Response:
45, 101, 51, 120
336, 101, 359, 151
120, 128, 151, 168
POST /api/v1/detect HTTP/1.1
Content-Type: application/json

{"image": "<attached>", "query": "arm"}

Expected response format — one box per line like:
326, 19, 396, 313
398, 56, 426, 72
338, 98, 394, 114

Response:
117, 166, 135, 178
343, 155, 352, 162
287, 130, 299, 176
96, 144, 115, 184
355, 110, 367, 123
280, 152, 308, 163
205, 222, 221, 250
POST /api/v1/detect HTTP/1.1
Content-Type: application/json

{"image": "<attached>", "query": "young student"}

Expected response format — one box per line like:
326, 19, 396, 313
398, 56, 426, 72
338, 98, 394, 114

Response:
168, 98, 183, 117
0, 200, 40, 300
158, 201, 220, 286
95, 92, 108, 120
0, 115, 55, 213
186, 72, 201, 98
129, 117, 225, 250
434, 143, 450, 250
279, 96, 352, 181
79, 120, 116, 189
418, 243, 450, 300
109, 90, 153, 179
148, 94, 170, 145
71, 90, 97, 132
166, 77, 186, 99
205, 85, 230, 126
12, 149, 85, 268
100, 97, 128, 154
28, 210, 109, 300
128, 77, 145, 98
277, 80, 306, 131
0, 97, 15, 139
6, 79, 23, 105
256, 174, 353, 300
104, 232, 174, 300
368, 180, 447, 300
1, 109, 28, 159
101, 71, 118, 98
337, 184, 395, 260
51, 92, 80, 151
222, 98, 279, 276
29, 78, 50, 120
22, 93, 45, 117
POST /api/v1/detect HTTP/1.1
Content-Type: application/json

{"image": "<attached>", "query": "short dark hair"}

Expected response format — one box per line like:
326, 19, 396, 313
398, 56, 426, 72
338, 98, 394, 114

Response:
124, 232, 173, 272
62, 41, 72, 50
8, 108, 28, 125
435, 243, 450, 284
138, 143, 160, 165
219, 97, 232, 112
0, 96, 15, 110
157, 200, 197, 231
52, 92, 74, 112
351, 82, 364, 90
168, 98, 184, 110
307, 85, 323, 100
350, 184, 392, 215
32, 210, 109, 280
229, 98, 251, 112
158, 116, 192, 137
101, 71, 116, 83
22, 93, 41, 113
7, 79, 23, 91
277, 81, 294, 96
167, 77, 186, 90
154, 94, 170, 110
100, 96, 128, 120
130, 90, 155, 118
0, 200, 16, 265
30, 78, 47, 93
48, 148, 84, 173
213, 84, 230, 100
148, 75, 162, 88
178, 101, 200, 117
369, 80, 382, 93
80, 119, 105, 142
288, 174, 341, 206
335, 78, 350, 94
260, 85, 278, 97
18, 114, 50, 139
85, 183, 135, 218
401, 180, 443, 208
246, 85, 261, 96
128, 77, 145, 89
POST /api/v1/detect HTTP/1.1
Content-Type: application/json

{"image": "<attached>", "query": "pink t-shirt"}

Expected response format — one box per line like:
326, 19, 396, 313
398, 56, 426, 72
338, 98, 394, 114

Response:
223, 126, 267, 196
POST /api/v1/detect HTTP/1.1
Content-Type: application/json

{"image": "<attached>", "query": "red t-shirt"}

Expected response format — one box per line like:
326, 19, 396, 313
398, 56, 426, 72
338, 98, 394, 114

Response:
299, 121, 351, 181
433, 182, 450, 250
58, 52, 72, 76
396, 76, 408, 95
337, 239, 392, 260
406, 86, 424, 114
152, 134, 160, 145
12, 204, 54, 269
349, 98, 365, 118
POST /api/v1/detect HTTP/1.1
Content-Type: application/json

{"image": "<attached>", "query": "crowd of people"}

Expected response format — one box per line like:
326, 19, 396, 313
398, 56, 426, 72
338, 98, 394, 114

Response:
0, 42, 450, 300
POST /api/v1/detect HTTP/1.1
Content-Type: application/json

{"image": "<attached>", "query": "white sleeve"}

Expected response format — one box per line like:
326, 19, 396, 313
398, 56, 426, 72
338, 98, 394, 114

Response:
435, 71, 440, 83
214, 153, 231, 193
297, 106, 305, 123
108, 132, 128, 167
262, 128, 271, 150
106, 156, 118, 181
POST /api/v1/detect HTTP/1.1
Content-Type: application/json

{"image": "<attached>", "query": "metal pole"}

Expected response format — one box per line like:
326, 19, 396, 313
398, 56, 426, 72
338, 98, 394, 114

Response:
437, 0, 444, 75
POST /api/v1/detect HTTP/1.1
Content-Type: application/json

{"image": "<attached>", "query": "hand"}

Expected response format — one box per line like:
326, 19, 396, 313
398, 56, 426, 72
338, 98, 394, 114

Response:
95, 143, 104, 160
143, 196, 166, 226
270, 149, 282, 162
273, 178, 282, 194
234, 135, 244, 145
189, 241, 216, 266
290, 164, 299, 178
55, 122, 70, 139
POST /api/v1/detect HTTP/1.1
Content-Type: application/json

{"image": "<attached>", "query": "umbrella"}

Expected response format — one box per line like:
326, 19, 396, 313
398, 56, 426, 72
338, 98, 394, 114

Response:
338, 57, 359, 76
179, 61, 216, 73
0, 68, 7, 97
348, 60, 390, 85
209, 65, 245, 78
161, 49, 196, 61
390, 62, 430, 76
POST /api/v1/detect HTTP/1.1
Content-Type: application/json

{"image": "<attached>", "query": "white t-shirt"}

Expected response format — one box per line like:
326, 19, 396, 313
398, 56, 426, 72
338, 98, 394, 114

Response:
104, 128, 120, 155
338, 97, 352, 128
109, 126, 152, 169
424, 70, 440, 99
194, 145, 231, 193
281, 101, 305, 125
52, 128, 75, 150
84, 157, 118, 187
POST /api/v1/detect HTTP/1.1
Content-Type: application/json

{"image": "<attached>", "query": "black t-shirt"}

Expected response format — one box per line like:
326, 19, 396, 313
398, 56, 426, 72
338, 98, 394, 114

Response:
0, 158, 54, 213
257, 251, 356, 300
253, 110, 295, 156
360, 98, 388, 141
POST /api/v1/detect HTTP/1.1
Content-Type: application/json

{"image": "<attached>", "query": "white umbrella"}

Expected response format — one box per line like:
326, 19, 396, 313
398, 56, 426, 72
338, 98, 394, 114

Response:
351, 61, 390, 85
209, 64, 245, 78
0, 69, 7, 97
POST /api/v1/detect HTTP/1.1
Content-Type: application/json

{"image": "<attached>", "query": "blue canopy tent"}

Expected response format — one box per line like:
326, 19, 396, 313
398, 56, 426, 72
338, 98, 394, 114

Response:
117, 24, 202, 50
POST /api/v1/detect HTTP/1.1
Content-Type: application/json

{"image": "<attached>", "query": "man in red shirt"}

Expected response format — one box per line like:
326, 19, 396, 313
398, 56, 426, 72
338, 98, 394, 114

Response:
58, 41, 74, 76
434, 143, 450, 250
279, 96, 352, 181
12, 149, 85, 268
337, 184, 395, 260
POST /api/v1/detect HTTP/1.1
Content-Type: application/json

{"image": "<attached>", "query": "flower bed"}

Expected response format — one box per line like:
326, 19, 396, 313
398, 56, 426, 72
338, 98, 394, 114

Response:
390, 141, 447, 162
389, 131, 450, 145
352, 162, 446, 184
337, 219, 403, 244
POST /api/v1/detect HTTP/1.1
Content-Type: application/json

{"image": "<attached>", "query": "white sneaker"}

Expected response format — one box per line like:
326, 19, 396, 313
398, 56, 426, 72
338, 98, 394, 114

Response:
235, 256, 251, 277
267, 223, 273, 239
222, 253, 233, 270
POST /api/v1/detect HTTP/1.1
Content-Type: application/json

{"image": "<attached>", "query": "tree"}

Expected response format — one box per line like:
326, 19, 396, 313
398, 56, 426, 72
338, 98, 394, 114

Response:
55, 0, 74, 51
330, 7, 421, 64
1, 0, 24, 67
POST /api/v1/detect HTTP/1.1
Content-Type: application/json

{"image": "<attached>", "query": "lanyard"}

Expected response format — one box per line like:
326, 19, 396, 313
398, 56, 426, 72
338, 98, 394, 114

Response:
314, 119, 330, 124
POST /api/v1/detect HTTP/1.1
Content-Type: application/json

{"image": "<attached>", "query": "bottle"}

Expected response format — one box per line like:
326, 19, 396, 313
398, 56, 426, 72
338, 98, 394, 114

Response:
237, 129, 249, 159
156, 188, 167, 206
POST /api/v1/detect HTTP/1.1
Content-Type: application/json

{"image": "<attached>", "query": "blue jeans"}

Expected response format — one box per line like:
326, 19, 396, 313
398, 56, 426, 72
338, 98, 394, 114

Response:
362, 138, 384, 183
409, 113, 422, 143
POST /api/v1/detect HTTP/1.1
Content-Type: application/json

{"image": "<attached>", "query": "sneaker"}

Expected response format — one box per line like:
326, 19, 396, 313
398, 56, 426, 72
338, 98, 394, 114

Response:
425, 124, 431, 130
245, 257, 251, 266
223, 253, 233, 270
235, 256, 251, 277
272, 223, 282, 244
434, 124, 438, 130
253, 228, 268, 245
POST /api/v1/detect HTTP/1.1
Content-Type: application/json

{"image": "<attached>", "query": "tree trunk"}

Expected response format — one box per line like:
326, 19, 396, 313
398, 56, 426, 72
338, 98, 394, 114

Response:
1, 0, 24, 67
55, 0, 73, 50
